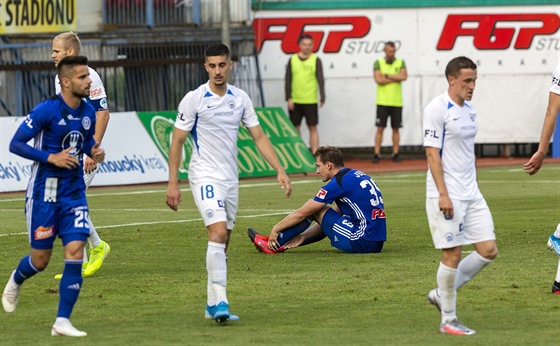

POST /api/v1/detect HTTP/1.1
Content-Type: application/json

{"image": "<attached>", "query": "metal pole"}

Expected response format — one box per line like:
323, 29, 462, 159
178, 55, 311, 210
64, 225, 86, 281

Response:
221, 0, 230, 48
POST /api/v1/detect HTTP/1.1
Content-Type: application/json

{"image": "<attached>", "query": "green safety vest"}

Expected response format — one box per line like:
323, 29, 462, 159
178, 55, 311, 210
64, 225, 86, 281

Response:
290, 53, 318, 104
376, 58, 404, 107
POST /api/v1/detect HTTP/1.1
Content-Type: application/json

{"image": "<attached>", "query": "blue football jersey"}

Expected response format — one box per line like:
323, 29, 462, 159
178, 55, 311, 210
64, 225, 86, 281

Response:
313, 168, 386, 241
10, 94, 97, 202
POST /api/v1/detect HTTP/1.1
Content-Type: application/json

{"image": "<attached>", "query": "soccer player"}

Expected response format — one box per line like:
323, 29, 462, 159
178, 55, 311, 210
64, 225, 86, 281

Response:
165, 43, 292, 324
523, 63, 560, 295
2, 56, 105, 336
422, 57, 498, 335
51, 32, 111, 278
248, 146, 386, 254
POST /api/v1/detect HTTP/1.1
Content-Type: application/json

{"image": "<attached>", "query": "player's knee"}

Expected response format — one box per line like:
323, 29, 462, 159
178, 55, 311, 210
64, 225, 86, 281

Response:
482, 246, 498, 261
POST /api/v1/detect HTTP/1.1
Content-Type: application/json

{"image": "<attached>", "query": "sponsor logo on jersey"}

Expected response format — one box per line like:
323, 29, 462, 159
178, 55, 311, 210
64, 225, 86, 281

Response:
62, 131, 85, 157
82, 116, 91, 131
214, 111, 234, 117
207, 104, 217, 109
372, 209, 386, 219
217, 200, 224, 208
67, 114, 81, 121
553, 76, 560, 87
316, 188, 327, 199
34, 225, 54, 240
424, 129, 439, 139
89, 87, 106, 99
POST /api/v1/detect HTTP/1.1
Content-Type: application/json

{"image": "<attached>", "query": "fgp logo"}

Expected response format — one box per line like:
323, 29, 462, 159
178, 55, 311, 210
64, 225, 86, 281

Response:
253, 16, 370, 54
437, 13, 560, 50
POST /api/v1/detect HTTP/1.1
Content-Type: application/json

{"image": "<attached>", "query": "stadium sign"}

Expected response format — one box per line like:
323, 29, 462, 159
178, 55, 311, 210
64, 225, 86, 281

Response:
0, 0, 76, 35
136, 108, 316, 181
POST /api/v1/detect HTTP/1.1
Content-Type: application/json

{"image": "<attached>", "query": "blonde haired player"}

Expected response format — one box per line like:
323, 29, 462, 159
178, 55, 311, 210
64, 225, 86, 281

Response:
523, 64, 560, 295
51, 32, 111, 278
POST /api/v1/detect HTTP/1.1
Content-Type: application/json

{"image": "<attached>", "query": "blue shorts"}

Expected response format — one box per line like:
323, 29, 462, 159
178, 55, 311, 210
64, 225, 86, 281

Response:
321, 208, 384, 253
25, 198, 90, 250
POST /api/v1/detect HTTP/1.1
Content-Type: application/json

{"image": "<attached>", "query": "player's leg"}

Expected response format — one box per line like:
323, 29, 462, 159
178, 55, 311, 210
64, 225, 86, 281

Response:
553, 258, 560, 294
305, 104, 320, 154
390, 106, 403, 161
426, 198, 475, 335
83, 168, 110, 277
52, 203, 90, 337
548, 223, 560, 294
3, 199, 55, 313
289, 104, 304, 136
456, 197, 497, 290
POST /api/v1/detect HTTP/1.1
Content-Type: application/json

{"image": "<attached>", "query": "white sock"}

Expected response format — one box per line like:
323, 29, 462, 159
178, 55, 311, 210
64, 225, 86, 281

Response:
554, 224, 560, 238
82, 250, 88, 263
455, 251, 493, 290
207, 241, 227, 304
437, 262, 457, 323
556, 258, 560, 283
87, 218, 101, 248
54, 317, 70, 326
207, 276, 216, 307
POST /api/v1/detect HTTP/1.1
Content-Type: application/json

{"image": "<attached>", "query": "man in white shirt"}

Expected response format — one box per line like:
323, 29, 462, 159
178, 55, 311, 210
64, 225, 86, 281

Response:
51, 32, 111, 278
423, 56, 498, 335
523, 64, 560, 295
166, 43, 292, 324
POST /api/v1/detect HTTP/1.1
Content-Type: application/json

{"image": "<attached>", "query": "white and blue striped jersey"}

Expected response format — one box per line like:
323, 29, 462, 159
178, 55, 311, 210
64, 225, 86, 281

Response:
55, 67, 108, 112
174, 81, 260, 183
9, 95, 97, 202
423, 92, 481, 200
313, 168, 386, 241
550, 64, 560, 95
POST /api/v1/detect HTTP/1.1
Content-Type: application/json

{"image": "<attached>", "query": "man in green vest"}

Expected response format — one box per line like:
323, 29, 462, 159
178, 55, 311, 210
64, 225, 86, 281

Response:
285, 34, 325, 154
373, 41, 407, 163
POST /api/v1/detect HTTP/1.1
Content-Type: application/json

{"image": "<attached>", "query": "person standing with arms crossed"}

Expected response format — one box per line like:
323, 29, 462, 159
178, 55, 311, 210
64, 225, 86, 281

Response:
2, 56, 105, 336
285, 34, 325, 154
423, 57, 498, 335
523, 63, 560, 295
373, 41, 407, 163
166, 43, 292, 324
51, 32, 111, 278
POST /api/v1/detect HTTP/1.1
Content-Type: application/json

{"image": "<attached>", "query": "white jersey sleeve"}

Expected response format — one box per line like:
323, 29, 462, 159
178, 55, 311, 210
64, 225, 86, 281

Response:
550, 64, 560, 95
423, 94, 447, 149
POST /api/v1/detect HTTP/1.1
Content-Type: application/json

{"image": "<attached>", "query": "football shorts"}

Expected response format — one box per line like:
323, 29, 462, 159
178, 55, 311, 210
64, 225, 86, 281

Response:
190, 180, 238, 230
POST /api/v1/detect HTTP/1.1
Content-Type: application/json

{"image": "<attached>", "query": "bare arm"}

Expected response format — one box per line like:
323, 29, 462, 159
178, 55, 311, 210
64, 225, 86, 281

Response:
524, 91, 560, 175
85, 109, 110, 173
387, 67, 408, 82
166, 127, 189, 211
248, 125, 292, 197
426, 146, 453, 219
268, 199, 325, 250
373, 69, 392, 85
316, 58, 325, 107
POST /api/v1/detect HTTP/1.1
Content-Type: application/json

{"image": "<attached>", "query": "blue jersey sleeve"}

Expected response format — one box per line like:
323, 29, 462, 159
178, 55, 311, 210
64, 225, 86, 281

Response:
313, 179, 344, 205
9, 107, 50, 163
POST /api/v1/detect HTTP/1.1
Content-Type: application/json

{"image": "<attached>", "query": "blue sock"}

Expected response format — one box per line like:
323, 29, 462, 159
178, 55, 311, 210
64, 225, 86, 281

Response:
300, 232, 327, 246
13, 255, 40, 285
57, 260, 83, 319
277, 219, 312, 246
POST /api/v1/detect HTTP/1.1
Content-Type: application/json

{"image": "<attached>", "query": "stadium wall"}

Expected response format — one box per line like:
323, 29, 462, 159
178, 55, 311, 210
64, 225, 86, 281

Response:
253, 5, 559, 148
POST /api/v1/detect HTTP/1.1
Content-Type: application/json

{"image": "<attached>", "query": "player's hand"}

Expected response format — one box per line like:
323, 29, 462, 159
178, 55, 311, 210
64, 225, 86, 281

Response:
268, 229, 280, 250
287, 99, 295, 111
90, 143, 105, 163
277, 171, 292, 197
439, 194, 454, 220
47, 147, 80, 169
523, 151, 545, 175
166, 183, 182, 211
84, 156, 98, 174
283, 234, 304, 249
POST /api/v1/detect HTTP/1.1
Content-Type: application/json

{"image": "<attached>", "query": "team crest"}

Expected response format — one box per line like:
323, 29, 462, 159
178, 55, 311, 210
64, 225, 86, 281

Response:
469, 113, 476, 122
445, 232, 454, 242
100, 98, 108, 110
228, 100, 235, 109
316, 188, 327, 199
62, 131, 84, 156
205, 209, 215, 218
82, 116, 91, 130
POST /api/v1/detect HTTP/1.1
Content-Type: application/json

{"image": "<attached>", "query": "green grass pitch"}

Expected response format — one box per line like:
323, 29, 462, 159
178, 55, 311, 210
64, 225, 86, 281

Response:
0, 163, 559, 345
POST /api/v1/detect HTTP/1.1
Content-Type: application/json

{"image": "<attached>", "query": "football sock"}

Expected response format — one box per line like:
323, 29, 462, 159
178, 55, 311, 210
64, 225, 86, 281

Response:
58, 260, 83, 318
455, 251, 492, 290
554, 224, 560, 238
13, 255, 41, 285
555, 258, 560, 282
207, 276, 216, 307
277, 219, 312, 246
87, 219, 101, 248
207, 241, 228, 304
437, 262, 457, 323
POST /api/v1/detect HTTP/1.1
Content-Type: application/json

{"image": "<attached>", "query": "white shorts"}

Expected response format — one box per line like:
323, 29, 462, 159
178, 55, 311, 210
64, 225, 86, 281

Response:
426, 196, 495, 249
190, 180, 238, 230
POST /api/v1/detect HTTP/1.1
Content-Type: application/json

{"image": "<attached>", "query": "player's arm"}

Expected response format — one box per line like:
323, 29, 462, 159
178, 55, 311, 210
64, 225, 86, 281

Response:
166, 127, 189, 211
285, 60, 294, 111
388, 65, 407, 82
425, 146, 453, 219
268, 199, 325, 250
316, 58, 325, 107
524, 91, 560, 175
248, 124, 292, 197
